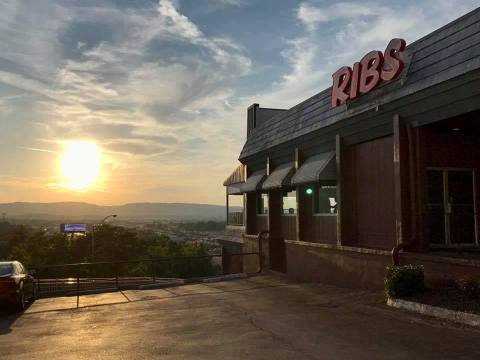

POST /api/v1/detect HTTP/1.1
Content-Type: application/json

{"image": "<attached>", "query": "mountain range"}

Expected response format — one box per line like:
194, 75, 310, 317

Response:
0, 202, 234, 222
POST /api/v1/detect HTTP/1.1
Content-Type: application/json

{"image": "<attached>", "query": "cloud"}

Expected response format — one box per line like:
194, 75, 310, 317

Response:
256, 0, 480, 108
297, 2, 373, 32
0, 0, 254, 203
0, 0, 478, 205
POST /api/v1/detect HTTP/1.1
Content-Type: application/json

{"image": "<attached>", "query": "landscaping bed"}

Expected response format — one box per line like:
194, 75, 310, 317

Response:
385, 265, 480, 325
403, 287, 480, 315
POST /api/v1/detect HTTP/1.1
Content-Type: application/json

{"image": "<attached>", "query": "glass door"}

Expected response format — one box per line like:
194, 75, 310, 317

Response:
425, 169, 477, 246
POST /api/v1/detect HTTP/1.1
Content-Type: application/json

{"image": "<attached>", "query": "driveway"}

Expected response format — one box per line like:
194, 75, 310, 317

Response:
0, 275, 479, 359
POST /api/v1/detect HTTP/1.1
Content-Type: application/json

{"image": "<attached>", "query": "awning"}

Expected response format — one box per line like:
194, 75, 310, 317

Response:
240, 170, 267, 193
262, 163, 295, 190
224, 164, 246, 195
291, 151, 336, 185
227, 184, 243, 195
223, 164, 246, 186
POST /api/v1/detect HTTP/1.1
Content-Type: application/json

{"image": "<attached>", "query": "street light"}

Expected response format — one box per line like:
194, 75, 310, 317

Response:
91, 214, 117, 260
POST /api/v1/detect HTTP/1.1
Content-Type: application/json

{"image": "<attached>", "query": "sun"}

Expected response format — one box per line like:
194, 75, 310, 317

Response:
59, 141, 101, 191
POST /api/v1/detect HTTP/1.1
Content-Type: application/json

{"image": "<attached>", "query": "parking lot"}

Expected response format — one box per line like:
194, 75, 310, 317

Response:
1, 275, 480, 359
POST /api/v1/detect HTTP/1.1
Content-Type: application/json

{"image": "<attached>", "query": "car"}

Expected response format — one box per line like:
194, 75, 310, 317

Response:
0, 261, 37, 311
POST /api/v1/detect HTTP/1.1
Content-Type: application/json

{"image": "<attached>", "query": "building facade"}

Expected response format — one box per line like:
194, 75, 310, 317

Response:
224, 8, 480, 289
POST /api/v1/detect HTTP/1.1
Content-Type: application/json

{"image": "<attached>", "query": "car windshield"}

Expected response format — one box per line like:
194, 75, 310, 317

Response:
0, 264, 13, 276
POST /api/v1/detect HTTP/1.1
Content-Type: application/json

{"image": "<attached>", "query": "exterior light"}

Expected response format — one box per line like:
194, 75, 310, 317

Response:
306, 187, 313, 195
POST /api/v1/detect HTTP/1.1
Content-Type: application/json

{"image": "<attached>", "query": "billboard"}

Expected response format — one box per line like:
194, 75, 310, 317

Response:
61, 223, 87, 233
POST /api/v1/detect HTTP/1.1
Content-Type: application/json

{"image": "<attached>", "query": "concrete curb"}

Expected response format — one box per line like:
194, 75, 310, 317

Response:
138, 280, 185, 290
201, 273, 251, 283
387, 297, 480, 327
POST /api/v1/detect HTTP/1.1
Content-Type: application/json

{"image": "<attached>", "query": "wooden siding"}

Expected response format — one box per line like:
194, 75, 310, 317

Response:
298, 184, 337, 244
281, 216, 297, 240
256, 215, 268, 234
342, 136, 396, 249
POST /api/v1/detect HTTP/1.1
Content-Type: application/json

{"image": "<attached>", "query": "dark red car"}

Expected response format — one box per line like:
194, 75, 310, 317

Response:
0, 261, 37, 311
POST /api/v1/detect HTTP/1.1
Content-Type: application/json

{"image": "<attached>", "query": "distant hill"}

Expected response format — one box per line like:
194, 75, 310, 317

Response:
0, 202, 236, 221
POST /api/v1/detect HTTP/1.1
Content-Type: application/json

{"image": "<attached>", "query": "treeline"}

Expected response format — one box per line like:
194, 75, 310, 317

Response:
0, 222, 219, 278
176, 221, 225, 232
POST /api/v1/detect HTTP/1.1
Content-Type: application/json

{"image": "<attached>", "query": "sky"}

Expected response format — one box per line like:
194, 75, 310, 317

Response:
0, 0, 478, 205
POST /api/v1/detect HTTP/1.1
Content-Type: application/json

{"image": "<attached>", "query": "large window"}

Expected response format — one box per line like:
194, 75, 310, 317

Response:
282, 190, 297, 215
315, 181, 338, 214
257, 193, 269, 215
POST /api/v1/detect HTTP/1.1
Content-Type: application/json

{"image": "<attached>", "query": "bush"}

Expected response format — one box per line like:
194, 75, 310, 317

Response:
385, 265, 425, 299
455, 278, 480, 300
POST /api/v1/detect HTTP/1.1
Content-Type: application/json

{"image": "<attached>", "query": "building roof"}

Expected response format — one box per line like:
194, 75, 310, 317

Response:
239, 7, 480, 161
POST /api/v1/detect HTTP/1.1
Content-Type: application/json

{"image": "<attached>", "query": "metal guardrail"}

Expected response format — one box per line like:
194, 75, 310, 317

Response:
32, 252, 260, 300
227, 212, 244, 226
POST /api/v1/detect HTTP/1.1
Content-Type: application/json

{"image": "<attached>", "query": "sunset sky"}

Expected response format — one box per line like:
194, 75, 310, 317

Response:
0, 0, 477, 205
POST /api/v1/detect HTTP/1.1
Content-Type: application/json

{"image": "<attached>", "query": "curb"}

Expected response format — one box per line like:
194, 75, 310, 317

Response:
138, 280, 185, 290
201, 273, 251, 283
387, 298, 480, 327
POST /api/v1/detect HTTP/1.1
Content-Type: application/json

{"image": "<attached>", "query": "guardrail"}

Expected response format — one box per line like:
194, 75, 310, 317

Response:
32, 252, 260, 299
227, 212, 244, 226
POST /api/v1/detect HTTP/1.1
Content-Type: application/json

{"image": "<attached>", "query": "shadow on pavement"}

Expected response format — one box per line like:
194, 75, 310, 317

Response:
21, 282, 289, 315
0, 302, 32, 335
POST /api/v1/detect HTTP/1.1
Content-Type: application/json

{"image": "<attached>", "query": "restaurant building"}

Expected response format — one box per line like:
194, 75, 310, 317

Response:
224, 8, 480, 289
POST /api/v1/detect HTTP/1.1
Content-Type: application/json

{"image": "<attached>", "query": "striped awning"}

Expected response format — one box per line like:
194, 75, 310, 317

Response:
240, 169, 267, 193
262, 163, 295, 190
291, 151, 336, 185
227, 184, 243, 195
223, 164, 246, 186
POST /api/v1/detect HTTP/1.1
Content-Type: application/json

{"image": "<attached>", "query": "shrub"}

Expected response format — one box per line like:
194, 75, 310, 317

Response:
385, 265, 425, 299
455, 278, 480, 300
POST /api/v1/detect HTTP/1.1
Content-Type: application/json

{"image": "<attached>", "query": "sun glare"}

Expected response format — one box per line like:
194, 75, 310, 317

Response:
60, 141, 101, 191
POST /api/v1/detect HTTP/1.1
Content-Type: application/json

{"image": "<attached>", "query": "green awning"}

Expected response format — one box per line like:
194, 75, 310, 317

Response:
262, 163, 295, 190
240, 170, 267, 193
291, 151, 336, 185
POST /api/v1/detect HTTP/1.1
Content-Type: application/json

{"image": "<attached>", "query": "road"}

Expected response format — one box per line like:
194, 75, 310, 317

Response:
1, 275, 479, 359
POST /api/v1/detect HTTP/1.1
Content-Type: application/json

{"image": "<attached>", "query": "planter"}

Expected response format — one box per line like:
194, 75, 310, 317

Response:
387, 297, 480, 327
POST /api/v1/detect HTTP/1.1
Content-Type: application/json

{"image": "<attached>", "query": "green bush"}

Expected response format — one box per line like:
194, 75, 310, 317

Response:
455, 278, 480, 300
385, 265, 425, 299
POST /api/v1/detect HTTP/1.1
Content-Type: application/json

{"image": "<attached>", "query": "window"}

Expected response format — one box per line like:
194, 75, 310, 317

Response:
282, 190, 297, 215
315, 181, 338, 214
257, 193, 269, 215
0, 264, 13, 276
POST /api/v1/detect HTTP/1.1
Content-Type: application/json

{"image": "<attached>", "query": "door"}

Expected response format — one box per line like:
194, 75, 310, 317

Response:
426, 169, 477, 246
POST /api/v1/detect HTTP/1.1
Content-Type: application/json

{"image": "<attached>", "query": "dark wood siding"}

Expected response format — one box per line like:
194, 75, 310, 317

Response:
311, 216, 337, 244
281, 216, 296, 240
343, 136, 396, 249
256, 215, 268, 233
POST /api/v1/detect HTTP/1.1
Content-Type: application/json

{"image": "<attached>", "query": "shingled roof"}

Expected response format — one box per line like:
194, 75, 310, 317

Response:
239, 7, 480, 161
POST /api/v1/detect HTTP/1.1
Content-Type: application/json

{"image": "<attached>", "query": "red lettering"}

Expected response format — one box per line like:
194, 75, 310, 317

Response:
349, 62, 361, 100
359, 50, 383, 94
331, 38, 406, 107
381, 38, 406, 81
331, 66, 352, 107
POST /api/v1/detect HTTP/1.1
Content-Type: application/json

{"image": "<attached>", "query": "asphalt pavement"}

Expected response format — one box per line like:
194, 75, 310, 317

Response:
1, 275, 479, 359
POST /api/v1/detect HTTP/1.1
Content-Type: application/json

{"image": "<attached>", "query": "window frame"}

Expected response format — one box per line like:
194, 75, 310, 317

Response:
257, 192, 269, 216
313, 181, 338, 216
281, 189, 297, 216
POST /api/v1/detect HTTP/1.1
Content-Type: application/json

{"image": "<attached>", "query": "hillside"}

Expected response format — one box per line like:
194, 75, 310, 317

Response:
0, 202, 233, 221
